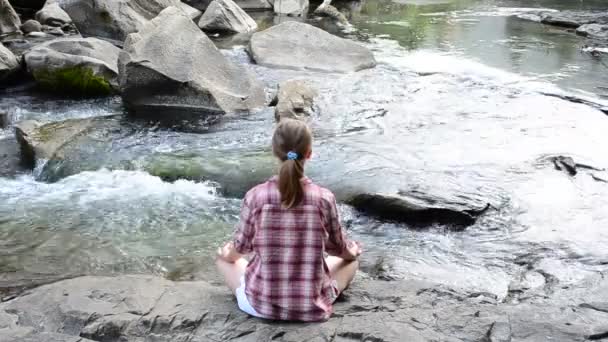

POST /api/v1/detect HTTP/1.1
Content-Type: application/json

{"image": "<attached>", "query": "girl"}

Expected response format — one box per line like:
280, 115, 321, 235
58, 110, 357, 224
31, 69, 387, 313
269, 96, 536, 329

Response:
216, 118, 362, 322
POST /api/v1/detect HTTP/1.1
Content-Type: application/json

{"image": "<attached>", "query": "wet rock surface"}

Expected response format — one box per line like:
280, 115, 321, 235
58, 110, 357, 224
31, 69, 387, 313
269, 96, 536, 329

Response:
0, 274, 606, 342
35, 2, 72, 27
249, 21, 376, 73
119, 6, 265, 116
0, 42, 19, 81
0, 137, 26, 178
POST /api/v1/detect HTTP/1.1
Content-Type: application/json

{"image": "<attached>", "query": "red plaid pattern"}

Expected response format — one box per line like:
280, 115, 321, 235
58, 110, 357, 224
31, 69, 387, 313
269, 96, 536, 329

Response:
233, 176, 351, 321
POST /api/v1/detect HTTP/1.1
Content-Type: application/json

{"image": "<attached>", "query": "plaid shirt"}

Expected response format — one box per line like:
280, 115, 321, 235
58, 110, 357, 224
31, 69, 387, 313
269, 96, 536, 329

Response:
233, 176, 351, 321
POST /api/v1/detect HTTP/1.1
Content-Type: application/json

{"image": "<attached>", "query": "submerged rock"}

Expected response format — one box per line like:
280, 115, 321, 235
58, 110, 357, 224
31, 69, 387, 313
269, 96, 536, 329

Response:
119, 6, 265, 116
0, 43, 20, 82
35, 2, 72, 27
24, 37, 121, 96
273, 79, 317, 121
20, 19, 42, 34
577, 24, 608, 40
60, 0, 181, 42
348, 192, 490, 228
540, 11, 608, 28
0, 0, 22, 35
249, 21, 376, 73
198, 0, 257, 34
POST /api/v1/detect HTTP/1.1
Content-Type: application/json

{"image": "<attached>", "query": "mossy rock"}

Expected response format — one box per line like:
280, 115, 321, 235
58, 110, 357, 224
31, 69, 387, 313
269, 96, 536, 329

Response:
33, 66, 113, 96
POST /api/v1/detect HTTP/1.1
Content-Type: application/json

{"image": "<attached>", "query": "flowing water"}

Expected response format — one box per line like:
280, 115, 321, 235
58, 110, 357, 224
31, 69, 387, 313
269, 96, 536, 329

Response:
1, 0, 608, 300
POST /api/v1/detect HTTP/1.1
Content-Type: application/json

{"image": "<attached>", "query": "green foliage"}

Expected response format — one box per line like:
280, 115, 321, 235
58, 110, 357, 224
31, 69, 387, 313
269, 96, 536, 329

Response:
33, 66, 112, 97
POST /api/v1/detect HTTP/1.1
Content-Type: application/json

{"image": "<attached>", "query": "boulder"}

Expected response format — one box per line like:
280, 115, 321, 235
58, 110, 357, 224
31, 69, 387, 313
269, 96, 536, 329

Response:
20, 19, 41, 33
35, 2, 72, 27
119, 6, 265, 116
540, 11, 608, 28
198, 0, 257, 34
0, 43, 20, 81
249, 21, 376, 73
24, 37, 121, 96
178, 2, 203, 21
272, 0, 308, 16
60, 0, 181, 42
577, 24, 608, 40
0, 0, 21, 34
273, 79, 317, 121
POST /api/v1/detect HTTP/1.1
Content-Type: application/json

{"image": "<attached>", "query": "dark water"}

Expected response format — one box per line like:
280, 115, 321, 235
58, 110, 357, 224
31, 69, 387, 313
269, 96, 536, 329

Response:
1, 0, 608, 298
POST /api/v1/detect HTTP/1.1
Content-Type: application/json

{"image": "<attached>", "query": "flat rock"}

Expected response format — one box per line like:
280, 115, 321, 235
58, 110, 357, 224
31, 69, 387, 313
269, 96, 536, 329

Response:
119, 6, 265, 116
1, 275, 607, 342
249, 21, 376, 73
0, 42, 20, 81
36, 2, 72, 27
540, 10, 608, 28
236, 0, 272, 10
577, 24, 608, 40
0, 0, 22, 34
60, 0, 181, 42
198, 0, 257, 34
273, 79, 317, 121
24, 37, 121, 96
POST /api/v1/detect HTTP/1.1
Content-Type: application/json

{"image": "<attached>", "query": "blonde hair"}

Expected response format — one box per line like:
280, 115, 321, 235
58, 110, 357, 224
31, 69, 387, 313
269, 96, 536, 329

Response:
272, 119, 312, 208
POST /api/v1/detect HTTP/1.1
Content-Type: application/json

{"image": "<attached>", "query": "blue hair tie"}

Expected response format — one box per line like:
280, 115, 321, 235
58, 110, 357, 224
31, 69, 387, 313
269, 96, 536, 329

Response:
286, 151, 299, 160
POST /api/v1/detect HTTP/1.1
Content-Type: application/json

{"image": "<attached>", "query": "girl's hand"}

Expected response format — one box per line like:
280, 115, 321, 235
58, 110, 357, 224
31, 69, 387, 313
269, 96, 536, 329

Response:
217, 242, 236, 262
344, 240, 363, 260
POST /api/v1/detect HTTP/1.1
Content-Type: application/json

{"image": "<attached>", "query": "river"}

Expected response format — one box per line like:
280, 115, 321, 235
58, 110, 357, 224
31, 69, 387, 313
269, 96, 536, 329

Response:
1, 0, 607, 303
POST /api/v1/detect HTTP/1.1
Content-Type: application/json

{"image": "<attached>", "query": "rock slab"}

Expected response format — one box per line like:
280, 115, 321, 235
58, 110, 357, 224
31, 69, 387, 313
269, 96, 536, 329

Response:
0, 0, 22, 34
272, 0, 309, 16
198, 0, 257, 33
60, 0, 181, 42
577, 24, 608, 40
119, 6, 265, 116
24, 37, 121, 96
249, 21, 376, 73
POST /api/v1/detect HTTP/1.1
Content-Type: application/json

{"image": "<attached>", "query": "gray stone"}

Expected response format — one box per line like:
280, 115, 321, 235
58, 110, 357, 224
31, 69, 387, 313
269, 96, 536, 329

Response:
273, 79, 317, 121
178, 2, 203, 21
60, 0, 181, 42
249, 21, 376, 73
0, 43, 20, 81
271, 0, 308, 16
25, 31, 46, 38
119, 6, 265, 116
0, 0, 21, 35
540, 11, 608, 28
236, 0, 272, 10
20, 19, 42, 33
24, 37, 121, 96
577, 24, 608, 40
36, 2, 72, 27
198, 0, 257, 33
45, 25, 64, 36
485, 321, 512, 342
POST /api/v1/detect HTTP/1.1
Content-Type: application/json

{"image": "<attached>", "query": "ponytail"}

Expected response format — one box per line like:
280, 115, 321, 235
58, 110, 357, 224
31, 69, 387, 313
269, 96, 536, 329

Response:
272, 119, 312, 208
278, 159, 305, 208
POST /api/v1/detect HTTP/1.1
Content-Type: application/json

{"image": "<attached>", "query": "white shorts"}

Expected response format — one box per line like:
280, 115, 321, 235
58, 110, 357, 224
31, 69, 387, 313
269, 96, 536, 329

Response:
235, 276, 340, 318
236, 276, 265, 318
